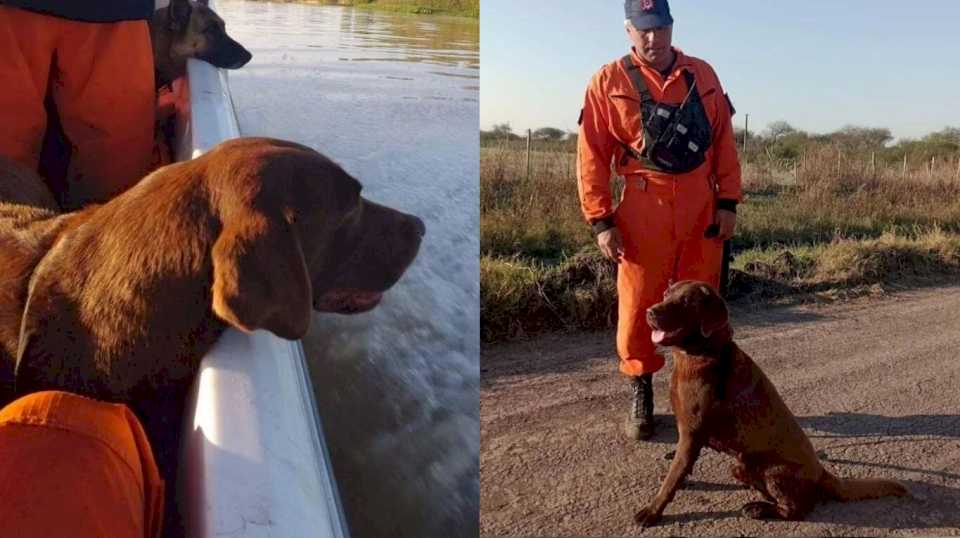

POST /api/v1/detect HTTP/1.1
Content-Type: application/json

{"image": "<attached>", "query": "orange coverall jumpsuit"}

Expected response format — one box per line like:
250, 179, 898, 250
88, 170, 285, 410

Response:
0, 391, 165, 537
577, 48, 743, 377
0, 5, 155, 209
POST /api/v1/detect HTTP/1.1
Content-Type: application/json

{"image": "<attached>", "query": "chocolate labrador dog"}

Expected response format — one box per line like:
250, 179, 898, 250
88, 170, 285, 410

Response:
636, 280, 907, 527
0, 156, 77, 401
6, 137, 423, 533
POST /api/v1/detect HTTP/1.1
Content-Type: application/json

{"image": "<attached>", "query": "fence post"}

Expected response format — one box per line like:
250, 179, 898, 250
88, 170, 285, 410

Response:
956, 155, 960, 180
525, 129, 532, 182
902, 154, 907, 178
837, 150, 842, 178
742, 114, 749, 157
870, 152, 876, 177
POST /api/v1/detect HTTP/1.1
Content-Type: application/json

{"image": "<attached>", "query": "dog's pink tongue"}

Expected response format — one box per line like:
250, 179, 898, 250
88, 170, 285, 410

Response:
651, 330, 666, 344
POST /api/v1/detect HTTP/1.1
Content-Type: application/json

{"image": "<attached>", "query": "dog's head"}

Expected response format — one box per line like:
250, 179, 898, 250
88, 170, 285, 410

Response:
165, 0, 252, 71
646, 280, 732, 350
207, 138, 425, 340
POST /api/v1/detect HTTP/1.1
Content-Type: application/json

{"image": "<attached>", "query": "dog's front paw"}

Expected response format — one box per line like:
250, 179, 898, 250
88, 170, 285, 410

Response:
634, 505, 661, 528
740, 501, 777, 520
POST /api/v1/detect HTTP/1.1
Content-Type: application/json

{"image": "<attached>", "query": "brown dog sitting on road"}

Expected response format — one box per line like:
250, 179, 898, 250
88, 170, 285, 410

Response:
635, 280, 907, 527
4, 137, 424, 532
150, 0, 253, 89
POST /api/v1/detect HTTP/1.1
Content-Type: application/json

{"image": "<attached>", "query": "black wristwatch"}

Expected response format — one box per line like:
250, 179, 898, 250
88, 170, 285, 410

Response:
591, 217, 616, 235
717, 199, 738, 213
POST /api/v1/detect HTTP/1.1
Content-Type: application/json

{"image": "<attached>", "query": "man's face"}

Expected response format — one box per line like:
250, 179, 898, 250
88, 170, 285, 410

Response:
627, 23, 674, 70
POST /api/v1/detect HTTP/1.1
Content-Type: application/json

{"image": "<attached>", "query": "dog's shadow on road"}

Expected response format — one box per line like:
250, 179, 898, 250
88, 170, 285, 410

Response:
797, 412, 960, 529
806, 479, 960, 530
799, 411, 960, 439
651, 480, 960, 531
654, 508, 742, 526
799, 412, 960, 482
649, 412, 960, 530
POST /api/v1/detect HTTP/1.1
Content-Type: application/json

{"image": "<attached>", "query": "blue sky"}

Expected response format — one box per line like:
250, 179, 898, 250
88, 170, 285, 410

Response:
481, 1, 960, 141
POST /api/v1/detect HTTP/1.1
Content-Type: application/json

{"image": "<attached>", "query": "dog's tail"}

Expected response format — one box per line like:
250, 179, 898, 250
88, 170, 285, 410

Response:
818, 470, 908, 502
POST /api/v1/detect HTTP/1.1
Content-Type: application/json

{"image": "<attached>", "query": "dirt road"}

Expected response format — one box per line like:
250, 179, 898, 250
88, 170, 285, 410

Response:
481, 284, 960, 537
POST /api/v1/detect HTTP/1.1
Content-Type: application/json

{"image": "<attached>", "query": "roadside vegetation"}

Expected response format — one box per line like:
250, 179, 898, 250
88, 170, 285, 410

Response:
481, 123, 960, 342
252, 0, 479, 17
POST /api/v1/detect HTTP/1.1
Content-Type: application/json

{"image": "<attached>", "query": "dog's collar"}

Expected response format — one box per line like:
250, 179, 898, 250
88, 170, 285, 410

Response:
708, 322, 734, 343
712, 339, 736, 401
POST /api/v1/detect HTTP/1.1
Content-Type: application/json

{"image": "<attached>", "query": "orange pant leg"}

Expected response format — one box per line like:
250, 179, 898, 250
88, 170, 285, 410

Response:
0, 391, 164, 538
675, 174, 723, 288
676, 222, 723, 288
614, 177, 674, 377
52, 18, 155, 209
613, 174, 719, 377
0, 7, 59, 171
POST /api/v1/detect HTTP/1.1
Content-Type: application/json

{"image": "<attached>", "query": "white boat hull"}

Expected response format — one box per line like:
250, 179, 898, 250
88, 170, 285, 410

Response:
174, 45, 349, 538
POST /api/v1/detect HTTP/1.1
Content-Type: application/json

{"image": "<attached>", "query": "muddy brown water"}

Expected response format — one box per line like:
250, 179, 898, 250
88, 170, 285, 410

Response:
219, 1, 479, 536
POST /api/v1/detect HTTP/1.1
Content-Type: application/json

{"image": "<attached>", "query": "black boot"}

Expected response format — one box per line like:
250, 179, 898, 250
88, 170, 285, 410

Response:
624, 374, 655, 440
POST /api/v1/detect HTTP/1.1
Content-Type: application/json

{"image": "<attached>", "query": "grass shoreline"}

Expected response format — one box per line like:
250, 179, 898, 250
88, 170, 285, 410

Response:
245, 0, 479, 17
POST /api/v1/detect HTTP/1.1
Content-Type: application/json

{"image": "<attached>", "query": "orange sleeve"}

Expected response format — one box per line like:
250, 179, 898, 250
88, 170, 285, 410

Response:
704, 66, 743, 203
0, 391, 164, 538
576, 70, 617, 224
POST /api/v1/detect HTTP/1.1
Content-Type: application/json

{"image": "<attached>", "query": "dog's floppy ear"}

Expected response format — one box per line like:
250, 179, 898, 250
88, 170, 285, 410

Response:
211, 211, 312, 340
15, 293, 73, 396
168, 0, 192, 32
698, 284, 729, 338
14, 329, 47, 397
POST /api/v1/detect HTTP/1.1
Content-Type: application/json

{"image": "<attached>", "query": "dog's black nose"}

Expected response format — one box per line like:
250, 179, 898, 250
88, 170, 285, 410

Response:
231, 49, 253, 69
408, 215, 426, 238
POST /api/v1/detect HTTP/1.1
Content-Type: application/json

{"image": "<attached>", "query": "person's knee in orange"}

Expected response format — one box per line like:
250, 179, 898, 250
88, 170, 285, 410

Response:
0, 2, 156, 210
0, 390, 164, 538
576, 0, 743, 441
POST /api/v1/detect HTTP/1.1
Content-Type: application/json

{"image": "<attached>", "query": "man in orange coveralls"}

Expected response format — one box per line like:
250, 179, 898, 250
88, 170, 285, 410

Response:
0, 391, 165, 537
0, 0, 156, 209
577, 0, 742, 440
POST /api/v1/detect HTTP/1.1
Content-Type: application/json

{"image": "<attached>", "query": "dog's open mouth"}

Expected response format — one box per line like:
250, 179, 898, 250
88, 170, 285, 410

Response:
314, 288, 383, 314
647, 314, 684, 345
650, 327, 684, 345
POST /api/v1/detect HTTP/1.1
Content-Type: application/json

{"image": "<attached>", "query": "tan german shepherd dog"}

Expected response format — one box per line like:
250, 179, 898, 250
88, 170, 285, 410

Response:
150, 0, 253, 88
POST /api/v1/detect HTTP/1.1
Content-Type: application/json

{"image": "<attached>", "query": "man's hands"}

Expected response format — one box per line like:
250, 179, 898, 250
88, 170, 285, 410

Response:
597, 227, 625, 263
598, 209, 734, 263
714, 209, 736, 240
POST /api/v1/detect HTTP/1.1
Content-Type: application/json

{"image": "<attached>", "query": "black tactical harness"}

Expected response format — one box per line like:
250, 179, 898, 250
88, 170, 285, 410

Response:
618, 54, 713, 175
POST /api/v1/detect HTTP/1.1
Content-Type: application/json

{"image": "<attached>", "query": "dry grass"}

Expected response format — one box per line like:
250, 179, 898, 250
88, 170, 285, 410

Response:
481, 141, 960, 342
480, 145, 591, 261
481, 230, 960, 342
480, 249, 617, 342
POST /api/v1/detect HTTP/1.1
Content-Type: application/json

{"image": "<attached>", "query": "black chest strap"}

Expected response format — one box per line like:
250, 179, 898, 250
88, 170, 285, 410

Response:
620, 55, 698, 112
617, 55, 711, 173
